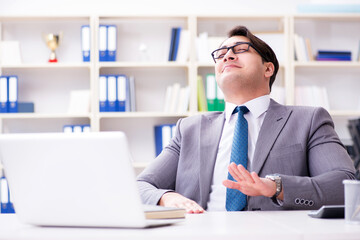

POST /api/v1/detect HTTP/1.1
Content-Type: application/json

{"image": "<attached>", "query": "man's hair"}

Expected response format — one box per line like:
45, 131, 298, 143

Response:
228, 25, 279, 91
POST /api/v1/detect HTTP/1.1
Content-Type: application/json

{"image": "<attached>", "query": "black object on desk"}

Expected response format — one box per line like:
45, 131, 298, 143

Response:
308, 205, 344, 219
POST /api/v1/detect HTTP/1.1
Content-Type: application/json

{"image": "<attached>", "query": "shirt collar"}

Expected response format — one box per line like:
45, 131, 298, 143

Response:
225, 95, 270, 123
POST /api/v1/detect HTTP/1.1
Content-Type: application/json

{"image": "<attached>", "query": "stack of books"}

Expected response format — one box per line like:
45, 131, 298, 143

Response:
163, 83, 190, 113
316, 50, 352, 61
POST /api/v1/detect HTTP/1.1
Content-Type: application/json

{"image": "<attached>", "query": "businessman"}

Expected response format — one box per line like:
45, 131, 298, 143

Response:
137, 25, 356, 213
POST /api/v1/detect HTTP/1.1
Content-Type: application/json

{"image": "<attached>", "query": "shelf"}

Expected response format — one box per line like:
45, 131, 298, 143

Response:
0, 13, 358, 154
294, 61, 360, 68
99, 112, 190, 119
0, 15, 91, 21
132, 162, 149, 168
0, 113, 91, 119
98, 62, 189, 68
330, 111, 360, 117
294, 14, 360, 20
0, 63, 92, 69
197, 63, 286, 68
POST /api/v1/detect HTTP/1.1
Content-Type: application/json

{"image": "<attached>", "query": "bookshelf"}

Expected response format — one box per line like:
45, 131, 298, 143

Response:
290, 14, 360, 140
0, 14, 359, 169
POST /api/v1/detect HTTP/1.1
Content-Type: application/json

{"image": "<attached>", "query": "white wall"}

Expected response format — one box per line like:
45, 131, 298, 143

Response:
0, 0, 309, 16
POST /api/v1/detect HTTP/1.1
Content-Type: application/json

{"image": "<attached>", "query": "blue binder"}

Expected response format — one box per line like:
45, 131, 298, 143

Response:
116, 75, 127, 112
107, 75, 117, 112
172, 27, 181, 61
63, 125, 73, 133
82, 125, 91, 132
154, 124, 176, 156
99, 75, 108, 112
99, 25, 108, 62
107, 25, 117, 62
8, 76, 18, 113
73, 125, 83, 133
81, 25, 91, 62
168, 28, 177, 61
0, 177, 15, 214
0, 76, 8, 113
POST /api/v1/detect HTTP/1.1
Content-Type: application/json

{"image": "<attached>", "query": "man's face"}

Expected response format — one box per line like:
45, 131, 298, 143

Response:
214, 36, 270, 98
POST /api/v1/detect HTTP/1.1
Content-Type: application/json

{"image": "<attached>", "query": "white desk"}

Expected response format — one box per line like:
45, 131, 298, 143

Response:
0, 211, 359, 240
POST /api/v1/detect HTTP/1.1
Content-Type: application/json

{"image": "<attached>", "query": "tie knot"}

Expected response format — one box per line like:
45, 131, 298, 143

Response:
233, 106, 249, 116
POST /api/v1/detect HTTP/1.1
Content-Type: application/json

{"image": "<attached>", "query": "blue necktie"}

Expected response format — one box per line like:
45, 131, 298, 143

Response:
226, 106, 249, 211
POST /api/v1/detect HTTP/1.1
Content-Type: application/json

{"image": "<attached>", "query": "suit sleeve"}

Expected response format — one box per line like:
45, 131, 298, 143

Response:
137, 118, 183, 205
280, 107, 356, 209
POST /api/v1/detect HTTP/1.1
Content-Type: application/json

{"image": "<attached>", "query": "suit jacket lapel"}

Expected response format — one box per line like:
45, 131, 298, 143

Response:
199, 112, 225, 207
252, 100, 292, 175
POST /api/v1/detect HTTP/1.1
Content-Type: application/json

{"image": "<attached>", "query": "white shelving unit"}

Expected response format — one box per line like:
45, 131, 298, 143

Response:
0, 14, 359, 169
290, 14, 360, 139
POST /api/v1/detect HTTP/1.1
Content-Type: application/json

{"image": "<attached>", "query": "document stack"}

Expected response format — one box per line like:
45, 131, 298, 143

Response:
99, 75, 136, 112
163, 83, 190, 114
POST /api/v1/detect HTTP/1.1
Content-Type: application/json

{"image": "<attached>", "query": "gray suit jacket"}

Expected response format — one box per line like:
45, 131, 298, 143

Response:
137, 100, 356, 210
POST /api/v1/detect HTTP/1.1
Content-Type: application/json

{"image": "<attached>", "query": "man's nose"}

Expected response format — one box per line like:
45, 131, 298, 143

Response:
223, 48, 237, 62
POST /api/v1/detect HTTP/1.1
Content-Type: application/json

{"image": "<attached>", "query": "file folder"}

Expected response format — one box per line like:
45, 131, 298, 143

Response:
128, 76, 136, 112
82, 125, 91, 132
172, 27, 181, 61
107, 25, 117, 62
168, 28, 176, 61
0, 177, 14, 214
99, 25, 107, 62
116, 75, 127, 112
0, 76, 8, 113
206, 74, 216, 111
216, 84, 225, 111
99, 75, 108, 112
125, 76, 131, 112
81, 25, 91, 62
8, 76, 18, 113
154, 124, 175, 156
73, 125, 82, 133
107, 75, 117, 112
63, 125, 73, 133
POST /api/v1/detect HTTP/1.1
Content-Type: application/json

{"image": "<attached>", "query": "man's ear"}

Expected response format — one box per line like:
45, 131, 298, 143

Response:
264, 62, 275, 78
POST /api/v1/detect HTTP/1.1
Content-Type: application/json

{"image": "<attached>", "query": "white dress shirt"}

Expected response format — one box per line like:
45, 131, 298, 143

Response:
206, 95, 270, 211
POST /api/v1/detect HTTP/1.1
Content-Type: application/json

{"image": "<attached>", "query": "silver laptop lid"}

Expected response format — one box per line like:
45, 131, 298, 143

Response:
0, 132, 148, 227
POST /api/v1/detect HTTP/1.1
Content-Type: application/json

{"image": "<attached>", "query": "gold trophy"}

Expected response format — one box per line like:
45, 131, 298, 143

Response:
43, 33, 62, 63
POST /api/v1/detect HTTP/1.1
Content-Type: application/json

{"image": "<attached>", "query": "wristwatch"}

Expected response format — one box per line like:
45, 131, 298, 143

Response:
265, 174, 282, 198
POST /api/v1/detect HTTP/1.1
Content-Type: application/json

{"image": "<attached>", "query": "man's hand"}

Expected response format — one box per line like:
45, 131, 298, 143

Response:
223, 163, 283, 200
159, 192, 205, 214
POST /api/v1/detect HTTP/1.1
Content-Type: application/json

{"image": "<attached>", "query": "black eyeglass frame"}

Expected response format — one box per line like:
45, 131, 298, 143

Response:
211, 42, 267, 63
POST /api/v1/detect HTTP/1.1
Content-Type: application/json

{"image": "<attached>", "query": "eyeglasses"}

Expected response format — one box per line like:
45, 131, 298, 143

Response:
211, 42, 266, 63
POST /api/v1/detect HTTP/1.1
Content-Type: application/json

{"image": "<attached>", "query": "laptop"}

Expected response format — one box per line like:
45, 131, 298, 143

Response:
0, 132, 185, 228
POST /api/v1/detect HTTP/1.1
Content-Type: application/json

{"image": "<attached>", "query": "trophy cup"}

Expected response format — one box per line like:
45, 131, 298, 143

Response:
43, 33, 61, 63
